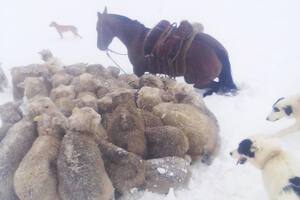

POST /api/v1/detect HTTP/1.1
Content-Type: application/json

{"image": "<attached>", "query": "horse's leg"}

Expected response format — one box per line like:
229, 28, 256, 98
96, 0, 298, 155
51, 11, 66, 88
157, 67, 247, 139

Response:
194, 81, 219, 97
217, 51, 238, 93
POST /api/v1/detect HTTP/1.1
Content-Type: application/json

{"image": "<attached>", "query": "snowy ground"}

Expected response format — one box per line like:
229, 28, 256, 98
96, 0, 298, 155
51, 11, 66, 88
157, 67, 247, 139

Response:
1, 0, 300, 199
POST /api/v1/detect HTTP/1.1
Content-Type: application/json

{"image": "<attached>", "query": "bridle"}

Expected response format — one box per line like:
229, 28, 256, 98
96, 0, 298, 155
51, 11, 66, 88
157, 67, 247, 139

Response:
105, 48, 128, 74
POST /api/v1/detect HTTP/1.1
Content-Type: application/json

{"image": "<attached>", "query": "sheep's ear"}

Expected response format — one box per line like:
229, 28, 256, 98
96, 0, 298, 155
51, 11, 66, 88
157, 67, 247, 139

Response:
103, 6, 108, 14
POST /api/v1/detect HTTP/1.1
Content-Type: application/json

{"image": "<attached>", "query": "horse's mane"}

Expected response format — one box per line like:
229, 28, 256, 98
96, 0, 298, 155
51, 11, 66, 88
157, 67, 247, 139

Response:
108, 14, 147, 29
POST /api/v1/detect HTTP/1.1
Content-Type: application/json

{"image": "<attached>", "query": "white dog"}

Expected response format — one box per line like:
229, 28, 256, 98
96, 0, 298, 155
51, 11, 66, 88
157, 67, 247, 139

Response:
230, 135, 300, 200
266, 95, 300, 137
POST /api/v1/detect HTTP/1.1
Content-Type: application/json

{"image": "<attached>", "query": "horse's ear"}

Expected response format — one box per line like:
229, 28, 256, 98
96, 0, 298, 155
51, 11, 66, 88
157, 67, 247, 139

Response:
103, 6, 108, 14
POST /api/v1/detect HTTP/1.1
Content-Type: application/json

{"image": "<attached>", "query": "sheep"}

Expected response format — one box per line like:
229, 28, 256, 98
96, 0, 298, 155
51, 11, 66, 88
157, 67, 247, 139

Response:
106, 103, 146, 157
58, 131, 114, 200
51, 72, 73, 88
38, 49, 63, 74
21, 76, 50, 99
153, 102, 220, 163
99, 141, 145, 195
145, 126, 189, 159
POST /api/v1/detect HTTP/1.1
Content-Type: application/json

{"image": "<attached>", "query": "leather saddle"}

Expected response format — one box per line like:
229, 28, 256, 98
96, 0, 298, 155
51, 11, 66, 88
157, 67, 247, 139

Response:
143, 20, 194, 76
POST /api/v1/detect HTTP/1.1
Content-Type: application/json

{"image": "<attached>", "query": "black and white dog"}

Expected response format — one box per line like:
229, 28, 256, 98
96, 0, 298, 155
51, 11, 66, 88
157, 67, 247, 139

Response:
267, 96, 300, 137
230, 135, 300, 200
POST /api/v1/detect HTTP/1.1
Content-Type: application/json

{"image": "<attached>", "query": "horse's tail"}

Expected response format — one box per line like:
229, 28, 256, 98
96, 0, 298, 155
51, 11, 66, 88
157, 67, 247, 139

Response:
216, 50, 237, 91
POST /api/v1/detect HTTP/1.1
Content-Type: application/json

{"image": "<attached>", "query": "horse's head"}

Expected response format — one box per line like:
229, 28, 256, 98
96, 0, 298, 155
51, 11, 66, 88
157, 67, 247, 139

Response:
97, 7, 114, 51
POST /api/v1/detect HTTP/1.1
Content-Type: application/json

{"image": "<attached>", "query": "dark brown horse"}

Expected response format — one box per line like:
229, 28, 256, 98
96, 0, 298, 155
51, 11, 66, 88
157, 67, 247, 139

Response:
97, 8, 237, 96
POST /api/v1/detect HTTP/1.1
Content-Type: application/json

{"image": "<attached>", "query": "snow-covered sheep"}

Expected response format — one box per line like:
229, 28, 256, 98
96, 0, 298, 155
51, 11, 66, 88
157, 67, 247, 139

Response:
136, 86, 173, 111
106, 66, 120, 78
51, 72, 73, 88
21, 76, 50, 99
26, 97, 58, 118
0, 101, 23, 141
74, 92, 98, 112
62, 63, 87, 76
0, 118, 37, 200
38, 49, 63, 74
11, 64, 51, 100
14, 136, 61, 200
145, 126, 189, 159
141, 110, 163, 128
50, 85, 76, 116
106, 103, 146, 157
71, 73, 99, 93
118, 74, 140, 89
139, 74, 164, 89
14, 107, 68, 200
68, 107, 107, 143
99, 141, 145, 195
97, 88, 136, 113
0, 101, 23, 124
0, 64, 8, 91
58, 131, 114, 200
153, 102, 220, 163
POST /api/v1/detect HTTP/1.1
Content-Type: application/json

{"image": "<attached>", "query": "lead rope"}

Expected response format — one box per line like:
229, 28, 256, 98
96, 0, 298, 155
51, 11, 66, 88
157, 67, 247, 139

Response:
105, 49, 128, 74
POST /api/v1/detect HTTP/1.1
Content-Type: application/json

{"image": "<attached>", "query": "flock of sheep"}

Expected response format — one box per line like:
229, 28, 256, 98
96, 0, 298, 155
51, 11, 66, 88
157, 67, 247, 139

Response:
0, 52, 220, 200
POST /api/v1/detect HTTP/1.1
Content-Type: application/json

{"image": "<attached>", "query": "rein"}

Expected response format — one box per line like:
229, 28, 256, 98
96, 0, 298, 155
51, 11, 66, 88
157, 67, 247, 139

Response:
105, 48, 128, 74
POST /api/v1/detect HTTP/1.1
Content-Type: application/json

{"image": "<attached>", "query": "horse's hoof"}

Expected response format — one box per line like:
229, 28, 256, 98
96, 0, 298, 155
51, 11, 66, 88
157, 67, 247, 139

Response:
218, 87, 238, 96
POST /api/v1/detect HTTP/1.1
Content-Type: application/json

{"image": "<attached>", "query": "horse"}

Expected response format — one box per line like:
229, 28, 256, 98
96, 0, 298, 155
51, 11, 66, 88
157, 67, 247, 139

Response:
96, 8, 238, 96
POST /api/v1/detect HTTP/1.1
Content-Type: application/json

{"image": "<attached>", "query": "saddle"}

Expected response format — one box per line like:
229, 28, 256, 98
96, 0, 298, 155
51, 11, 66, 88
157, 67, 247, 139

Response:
144, 20, 195, 76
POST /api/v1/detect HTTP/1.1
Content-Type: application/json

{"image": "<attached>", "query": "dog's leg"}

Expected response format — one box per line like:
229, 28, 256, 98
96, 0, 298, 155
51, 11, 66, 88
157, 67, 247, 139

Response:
72, 30, 82, 39
271, 123, 300, 138
57, 31, 64, 39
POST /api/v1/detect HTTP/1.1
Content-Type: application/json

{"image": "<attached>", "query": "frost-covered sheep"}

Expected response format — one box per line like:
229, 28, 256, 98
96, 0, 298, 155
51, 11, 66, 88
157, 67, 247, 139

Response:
11, 64, 51, 100
21, 76, 50, 99
58, 131, 114, 200
74, 92, 98, 112
38, 49, 63, 74
97, 88, 136, 113
136, 86, 173, 111
145, 126, 189, 159
166, 82, 206, 109
68, 107, 107, 143
106, 103, 146, 157
62, 63, 87, 76
141, 110, 163, 128
118, 74, 140, 89
51, 72, 73, 88
14, 136, 61, 200
0, 101, 23, 124
107, 66, 120, 78
0, 64, 8, 91
50, 85, 76, 116
71, 73, 99, 93
0, 118, 37, 200
153, 102, 220, 163
86, 64, 107, 77
0, 101, 23, 141
26, 97, 58, 118
99, 141, 145, 195
139, 74, 164, 89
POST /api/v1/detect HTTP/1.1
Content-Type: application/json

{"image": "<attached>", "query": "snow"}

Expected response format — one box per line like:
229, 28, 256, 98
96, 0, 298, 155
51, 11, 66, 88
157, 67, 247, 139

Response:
1, 0, 300, 199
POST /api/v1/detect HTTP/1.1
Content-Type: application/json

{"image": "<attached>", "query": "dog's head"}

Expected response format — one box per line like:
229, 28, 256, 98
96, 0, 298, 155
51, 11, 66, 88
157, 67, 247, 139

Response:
266, 97, 295, 121
230, 136, 281, 169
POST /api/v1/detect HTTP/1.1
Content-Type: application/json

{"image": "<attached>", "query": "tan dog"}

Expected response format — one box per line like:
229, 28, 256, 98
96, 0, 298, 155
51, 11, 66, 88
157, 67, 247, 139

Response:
49, 21, 82, 39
